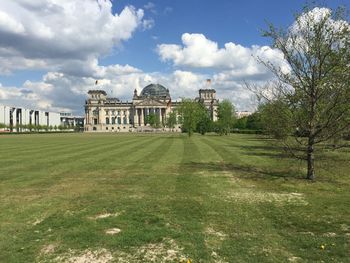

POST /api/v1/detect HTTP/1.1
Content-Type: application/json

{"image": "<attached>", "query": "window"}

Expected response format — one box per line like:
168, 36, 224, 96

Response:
94, 119, 98, 125
117, 117, 121, 124
106, 117, 110, 125
123, 110, 126, 115
105, 110, 109, 115
117, 110, 120, 116
111, 117, 115, 124
123, 117, 127, 124
106, 127, 108, 130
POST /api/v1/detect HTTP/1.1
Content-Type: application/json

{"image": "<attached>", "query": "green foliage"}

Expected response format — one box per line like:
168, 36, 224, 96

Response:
166, 111, 177, 130
196, 104, 212, 135
178, 99, 205, 136
217, 99, 236, 135
0, 123, 6, 129
145, 113, 161, 128
234, 117, 247, 129
259, 101, 293, 139
246, 112, 262, 130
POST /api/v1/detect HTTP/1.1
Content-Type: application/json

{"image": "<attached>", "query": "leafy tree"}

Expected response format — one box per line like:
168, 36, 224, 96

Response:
166, 111, 177, 131
246, 112, 262, 130
196, 104, 212, 135
258, 6, 350, 180
0, 123, 6, 130
145, 113, 161, 128
178, 99, 203, 136
217, 99, 236, 135
234, 117, 247, 130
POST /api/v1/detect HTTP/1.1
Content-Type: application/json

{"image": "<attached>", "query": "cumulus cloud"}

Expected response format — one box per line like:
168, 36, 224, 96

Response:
0, 0, 145, 75
158, 33, 289, 79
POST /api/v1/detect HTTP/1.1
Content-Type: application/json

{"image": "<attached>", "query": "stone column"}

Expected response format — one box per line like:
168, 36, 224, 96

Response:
134, 108, 138, 126
140, 108, 144, 125
126, 110, 130, 125
158, 108, 162, 125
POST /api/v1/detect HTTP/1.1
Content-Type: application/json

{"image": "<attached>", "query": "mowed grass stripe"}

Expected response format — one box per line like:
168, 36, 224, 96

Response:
0, 136, 140, 182
168, 136, 211, 259
0, 134, 132, 170
82, 135, 161, 171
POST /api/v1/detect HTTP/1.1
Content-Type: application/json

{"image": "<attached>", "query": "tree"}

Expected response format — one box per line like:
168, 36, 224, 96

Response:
196, 104, 212, 135
258, 6, 350, 180
234, 117, 247, 130
217, 99, 236, 135
166, 111, 177, 131
146, 113, 161, 128
178, 99, 203, 136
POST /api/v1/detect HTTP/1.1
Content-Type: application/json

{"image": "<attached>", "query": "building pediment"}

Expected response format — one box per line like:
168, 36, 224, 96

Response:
134, 98, 167, 107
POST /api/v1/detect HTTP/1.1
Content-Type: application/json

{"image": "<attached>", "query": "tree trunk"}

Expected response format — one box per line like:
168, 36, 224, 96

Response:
306, 137, 315, 180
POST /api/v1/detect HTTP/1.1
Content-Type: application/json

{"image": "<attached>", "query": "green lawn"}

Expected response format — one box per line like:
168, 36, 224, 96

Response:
0, 133, 349, 262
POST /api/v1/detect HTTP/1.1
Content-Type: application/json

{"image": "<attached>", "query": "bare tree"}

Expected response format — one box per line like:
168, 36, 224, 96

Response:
256, 6, 350, 180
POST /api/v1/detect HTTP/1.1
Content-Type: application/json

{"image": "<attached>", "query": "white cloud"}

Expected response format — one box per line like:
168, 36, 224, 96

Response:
0, 0, 145, 75
142, 19, 155, 30
158, 33, 289, 79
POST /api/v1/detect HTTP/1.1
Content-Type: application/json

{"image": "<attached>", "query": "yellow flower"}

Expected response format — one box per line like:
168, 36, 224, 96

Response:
320, 244, 325, 250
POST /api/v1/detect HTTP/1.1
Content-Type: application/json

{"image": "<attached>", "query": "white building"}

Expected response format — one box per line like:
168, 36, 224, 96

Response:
236, 111, 253, 118
0, 105, 61, 131
84, 83, 219, 132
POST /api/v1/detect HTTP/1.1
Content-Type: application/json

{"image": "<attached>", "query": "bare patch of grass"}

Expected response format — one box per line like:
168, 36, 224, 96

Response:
40, 244, 57, 255
105, 228, 121, 235
223, 191, 308, 205
55, 248, 113, 263
88, 212, 122, 220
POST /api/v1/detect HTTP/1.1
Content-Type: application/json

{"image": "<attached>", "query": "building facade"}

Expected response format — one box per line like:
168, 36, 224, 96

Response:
0, 105, 61, 131
84, 83, 219, 132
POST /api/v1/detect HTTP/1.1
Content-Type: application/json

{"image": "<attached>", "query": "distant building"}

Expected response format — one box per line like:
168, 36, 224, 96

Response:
0, 105, 61, 131
236, 111, 253, 118
84, 82, 219, 132
60, 112, 84, 128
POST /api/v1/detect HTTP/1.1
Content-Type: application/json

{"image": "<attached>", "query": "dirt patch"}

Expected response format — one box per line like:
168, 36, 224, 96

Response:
223, 191, 308, 205
88, 212, 122, 220
114, 238, 186, 262
40, 244, 57, 255
105, 228, 121, 235
205, 227, 228, 263
288, 256, 302, 262
323, 232, 337, 237
55, 249, 113, 263
32, 217, 44, 226
206, 227, 227, 240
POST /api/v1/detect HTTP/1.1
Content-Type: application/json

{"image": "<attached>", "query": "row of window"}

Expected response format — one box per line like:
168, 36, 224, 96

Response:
105, 110, 127, 116
106, 117, 128, 125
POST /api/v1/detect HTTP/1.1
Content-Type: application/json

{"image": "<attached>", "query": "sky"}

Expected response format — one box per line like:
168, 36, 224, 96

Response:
0, 0, 349, 114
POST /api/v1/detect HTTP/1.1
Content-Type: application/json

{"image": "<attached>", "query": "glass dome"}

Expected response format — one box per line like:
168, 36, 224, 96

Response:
140, 84, 169, 97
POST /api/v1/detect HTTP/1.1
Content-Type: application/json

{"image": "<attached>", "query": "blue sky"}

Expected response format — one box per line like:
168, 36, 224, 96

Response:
0, 0, 348, 114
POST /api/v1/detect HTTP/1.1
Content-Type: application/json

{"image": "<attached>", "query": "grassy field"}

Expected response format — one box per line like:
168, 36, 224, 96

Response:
0, 133, 349, 262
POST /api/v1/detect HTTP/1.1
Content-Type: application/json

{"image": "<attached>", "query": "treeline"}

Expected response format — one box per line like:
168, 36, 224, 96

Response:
0, 123, 82, 133
175, 99, 262, 136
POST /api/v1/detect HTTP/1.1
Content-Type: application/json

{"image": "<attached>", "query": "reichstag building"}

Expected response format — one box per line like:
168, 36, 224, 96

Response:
84, 83, 218, 132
